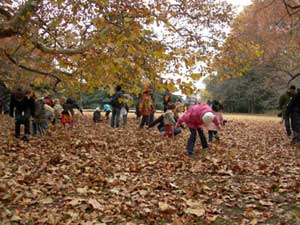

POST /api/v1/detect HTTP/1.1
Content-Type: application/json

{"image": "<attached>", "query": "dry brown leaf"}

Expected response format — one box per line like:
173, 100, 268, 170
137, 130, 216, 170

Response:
88, 198, 103, 210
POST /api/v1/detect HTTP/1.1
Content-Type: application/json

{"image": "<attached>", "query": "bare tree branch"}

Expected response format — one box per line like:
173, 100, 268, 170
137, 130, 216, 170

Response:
32, 39, 93, 55
288, 72, 300, 84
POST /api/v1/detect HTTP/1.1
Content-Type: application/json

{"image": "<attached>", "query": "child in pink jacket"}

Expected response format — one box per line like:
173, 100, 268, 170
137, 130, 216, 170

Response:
176, 104, 221, 157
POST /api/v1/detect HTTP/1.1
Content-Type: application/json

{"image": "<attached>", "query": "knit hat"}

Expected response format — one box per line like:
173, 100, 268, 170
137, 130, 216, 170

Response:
96, 107, 100, 111
202, 112, 215, 124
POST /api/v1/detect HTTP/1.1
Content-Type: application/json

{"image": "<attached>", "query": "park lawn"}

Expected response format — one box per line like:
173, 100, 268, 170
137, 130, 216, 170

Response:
0, 114, 300, 225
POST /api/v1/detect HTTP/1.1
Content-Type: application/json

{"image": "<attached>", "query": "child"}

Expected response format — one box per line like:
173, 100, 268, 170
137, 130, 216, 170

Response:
53, 99, 63, 124
103, 103, 112, 120
93, 107, 101, 123
120, 103, 129, 127
61, 107, 73, 128
176, 104, 221, 157
139, 88, 154, 128
207, 101, 224, 142
32, 98, 48, 136
163, 103, 176, 137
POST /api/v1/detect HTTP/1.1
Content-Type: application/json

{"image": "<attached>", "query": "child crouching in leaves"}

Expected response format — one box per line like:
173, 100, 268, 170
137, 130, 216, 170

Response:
93, 107, 101, 123
176, 103, 221, 157
61, 108, 73, 128
163, 103, 176, 137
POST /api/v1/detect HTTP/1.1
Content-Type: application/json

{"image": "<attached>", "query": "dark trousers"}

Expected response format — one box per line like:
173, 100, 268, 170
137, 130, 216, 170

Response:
208, 130, 219, 142
15, 117, 30, 138
111, 108, 121, 128
284, 113, 292, 136
291, 112, 300, 143
105, 111, 111, 120
140, 115, 149, 128
187, 128, 208, 155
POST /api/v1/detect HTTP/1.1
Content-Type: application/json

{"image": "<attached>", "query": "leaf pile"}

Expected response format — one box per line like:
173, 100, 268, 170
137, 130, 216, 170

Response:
1, 115, 300, 224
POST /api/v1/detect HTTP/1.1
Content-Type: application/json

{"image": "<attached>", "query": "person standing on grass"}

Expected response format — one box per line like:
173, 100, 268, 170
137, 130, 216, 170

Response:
176, 103, 221, 157
110, 85, 123, 128
279, 85, 296, 137
9, 88, 35, 141
139, 87, 154, 128
287, 88, 300, 144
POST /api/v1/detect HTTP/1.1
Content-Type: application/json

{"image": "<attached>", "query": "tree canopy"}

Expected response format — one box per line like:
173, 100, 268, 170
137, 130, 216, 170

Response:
0, 0, 233, 95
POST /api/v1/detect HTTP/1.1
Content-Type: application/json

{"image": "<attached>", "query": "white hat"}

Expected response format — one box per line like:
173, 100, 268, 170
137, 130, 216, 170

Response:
96, 107, 100, 111
202, 112, 215, 124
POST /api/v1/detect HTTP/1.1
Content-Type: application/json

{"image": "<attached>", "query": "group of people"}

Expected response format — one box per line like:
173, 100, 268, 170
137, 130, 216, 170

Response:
3, 82, 226, 157
102, 85, 225, 157
8, 87, 83, 141
279, 85, 300, 144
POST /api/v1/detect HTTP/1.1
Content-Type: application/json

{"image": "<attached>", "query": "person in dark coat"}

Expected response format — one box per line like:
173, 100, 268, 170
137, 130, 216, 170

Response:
110, 85, 123, 128
279, 85, 296, 137
9, 88, 35, 140
62, 97, 83, 116
287, 89, 300, 144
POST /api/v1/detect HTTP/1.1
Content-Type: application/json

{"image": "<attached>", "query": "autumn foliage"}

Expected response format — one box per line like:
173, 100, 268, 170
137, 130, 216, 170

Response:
1, 114, 300, 224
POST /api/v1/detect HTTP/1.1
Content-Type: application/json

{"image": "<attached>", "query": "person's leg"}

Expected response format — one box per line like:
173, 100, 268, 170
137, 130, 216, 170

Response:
111, 108, 116, 127
198, 128, 209, 149
208, 130, 213, 142
140, 115, 149, 128
24, 118, 30, 137
214, 131, 220, 140
115, 108, 121, 128
187, 128, 197, 155
32, 122, 37, 136
292, 112, 300, 144
15, 120, 21, 138
173, 127, 182, 136
123, 114, 127, 127
284, 113, 292, 136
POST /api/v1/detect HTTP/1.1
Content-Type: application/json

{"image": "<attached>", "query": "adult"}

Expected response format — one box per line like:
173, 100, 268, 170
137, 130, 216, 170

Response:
287, 88, 300, 144
176, 103, 220, 156
0, 81, 10, 114
163, 90, 172, 112
139, 87, 154, 128
110, 85, 123, 128
279, 85, 296, 137
10, 88, 35, 141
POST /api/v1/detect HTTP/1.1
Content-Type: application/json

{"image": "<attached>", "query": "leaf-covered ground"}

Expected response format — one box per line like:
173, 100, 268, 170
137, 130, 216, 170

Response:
1, 114, 300, 225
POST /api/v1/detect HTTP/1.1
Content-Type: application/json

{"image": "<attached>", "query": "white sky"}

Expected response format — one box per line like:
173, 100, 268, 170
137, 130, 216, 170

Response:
227, 0, 252, 12
192, 0, 252, 91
